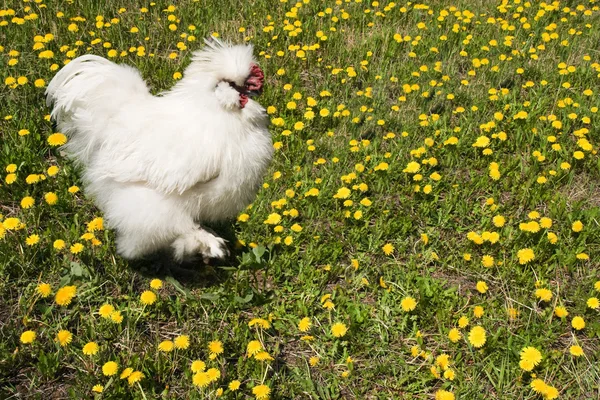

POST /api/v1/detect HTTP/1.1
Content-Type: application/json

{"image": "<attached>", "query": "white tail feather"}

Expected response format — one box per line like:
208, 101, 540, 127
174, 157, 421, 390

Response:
46, 55, 150, 165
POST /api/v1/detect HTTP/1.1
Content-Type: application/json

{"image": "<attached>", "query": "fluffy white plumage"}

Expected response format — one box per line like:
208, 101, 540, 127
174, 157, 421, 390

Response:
46, 39, 272, 261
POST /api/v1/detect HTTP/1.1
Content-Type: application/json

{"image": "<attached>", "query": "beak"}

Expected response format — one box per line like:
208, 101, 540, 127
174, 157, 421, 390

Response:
246, 88, 262, 97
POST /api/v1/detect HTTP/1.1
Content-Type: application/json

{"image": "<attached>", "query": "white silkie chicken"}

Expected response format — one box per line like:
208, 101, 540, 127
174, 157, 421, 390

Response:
46, 38, 272, 261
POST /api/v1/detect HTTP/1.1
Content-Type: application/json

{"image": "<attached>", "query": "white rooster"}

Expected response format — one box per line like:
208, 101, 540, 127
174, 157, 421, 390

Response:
46, 38, 272, 261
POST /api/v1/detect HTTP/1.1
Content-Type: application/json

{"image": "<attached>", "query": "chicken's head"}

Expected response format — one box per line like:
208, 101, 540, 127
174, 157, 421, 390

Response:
225, 63, 264, 108
188, 38, 266, 109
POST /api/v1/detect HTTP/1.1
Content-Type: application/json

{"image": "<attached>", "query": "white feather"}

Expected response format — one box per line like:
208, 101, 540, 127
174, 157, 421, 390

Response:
46, 42, 272, 260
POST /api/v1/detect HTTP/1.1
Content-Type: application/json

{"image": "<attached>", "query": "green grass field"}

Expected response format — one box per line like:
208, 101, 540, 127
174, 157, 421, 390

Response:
1, 0, 600, 398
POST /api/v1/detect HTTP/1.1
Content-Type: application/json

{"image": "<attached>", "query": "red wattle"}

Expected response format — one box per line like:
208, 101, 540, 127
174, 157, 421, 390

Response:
239, 94, 248, 108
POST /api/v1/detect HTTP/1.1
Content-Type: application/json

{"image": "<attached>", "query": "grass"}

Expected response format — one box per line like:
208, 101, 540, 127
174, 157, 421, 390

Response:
1, 0, 600, 398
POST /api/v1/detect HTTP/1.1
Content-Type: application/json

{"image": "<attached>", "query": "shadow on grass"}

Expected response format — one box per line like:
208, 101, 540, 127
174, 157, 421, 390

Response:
124, 221, 245, 290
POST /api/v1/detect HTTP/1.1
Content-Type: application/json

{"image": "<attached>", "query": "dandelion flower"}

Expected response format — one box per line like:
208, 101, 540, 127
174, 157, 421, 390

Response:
331, 322, 348, 338
519, 347, 542, 371
55, 285, 77, 306
37, 283, 52, 297
544, 385, 559, 399
208, 340, 224, 357
435, 390, 455, 400
99, 304, 115, 318
476, 281, 488, 293
473, 306, 484, 318
20, 330, 36, 344
47, 133, 67, 146
21, 196, 35, 209
263, 213, 281, 225
110, 311, 123, 323
517, 248, 535, 264
191, 360, 206, 373
23, 234, 39, 247
587, 297, 599, 309
481, 255, 494, 267
228, 380, 241, 391
252, 384, 271, 400
468, 326, 486, 348
531, 379, 547, 393
102, 361, 118, 376
92, 385, 103, 393
572, 220, 583, 232
174, 335, 190, 349
70, 243, 84, 254
44, 192, 58, 205
403, 161, 420, 173
572, 316, 585, 330
247, 340, 262, 357
140, 290, 157, 305
127, 371, 144, 386
448, 328, 461, 343
248, 318, 271, 329
569, 345, 584, 357
401, 297, 417, 311
255, 351, 274, 361
158, 340, 174, 352
554, 306, 568, 318
535, 288, 552, 302
150, 279, 162, 289
193, 372, 211, 387
382, 243, 394, 255
55, 330, 72, 346
206, 368, 221, 381
82, 341, 99, 356
298, 317, 311, 332
120, 367, 133, 379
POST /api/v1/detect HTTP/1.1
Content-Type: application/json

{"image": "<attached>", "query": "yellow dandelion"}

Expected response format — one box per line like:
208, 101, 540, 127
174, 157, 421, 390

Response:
47, 133, 67, 146
247, 340, 262, 357
140, 290, 157, 305
252, 384, 271, 400
158, 340, 174, 352
150, 279, 163, 289
191, 360, 206, 373
519, 347, 542, 371
37, 283, 52, 297
206, 367, 221, 382
382, 243, 394, 255
400, 297, 417, 311
174, 335, 190, 350
26, 234, 40, 246
248, 318, 271, 329
102, 361, 118, 376
517, 248, 535, 264
298, 317, 311, 332
193, 372, 211, 387
468, 326, 486, 348
255, 351, 274, 361
99, 304, 114, 318
331, 322, 348, 338
55, 285, 77, 306
570, 345, 584, 357
120, 367, 133, 379
20, 330, 36, 344
208, 340, 224, 356
448, 328, 461, 343
572, 316, 585, 330
82, 341, 99, 356
127, 371, 144, 386
55, 330, 72, 346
